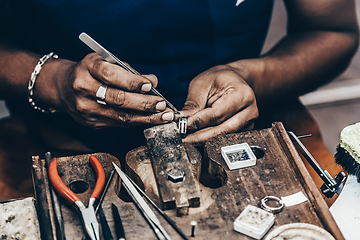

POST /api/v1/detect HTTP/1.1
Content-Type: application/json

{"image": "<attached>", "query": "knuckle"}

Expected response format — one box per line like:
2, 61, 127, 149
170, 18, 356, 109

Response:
142, 100, 153, 111
84, 119, 97, 128
116, 111, 133, 123
112, 90, 126, 107
93, 60, 115, 79
72, 77, 88, 93
127, 78, 138, 91
183, 100, 200, 111
75, 101, 88, 113
100, 64, 116, 79
189, 116, 203, 131
209, 114, 224, 126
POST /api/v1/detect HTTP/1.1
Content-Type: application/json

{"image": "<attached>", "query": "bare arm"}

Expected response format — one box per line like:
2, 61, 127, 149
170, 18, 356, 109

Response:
229, 0, 359, 105
0, 42, 174, 128
183, 0, 359, 143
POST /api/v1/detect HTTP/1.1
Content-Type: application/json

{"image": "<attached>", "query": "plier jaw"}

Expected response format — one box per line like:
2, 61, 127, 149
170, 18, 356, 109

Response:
75, 200, 99, 240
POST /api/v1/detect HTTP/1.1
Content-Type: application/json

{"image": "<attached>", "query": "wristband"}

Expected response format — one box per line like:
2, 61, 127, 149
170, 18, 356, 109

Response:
28, 52, 59, 113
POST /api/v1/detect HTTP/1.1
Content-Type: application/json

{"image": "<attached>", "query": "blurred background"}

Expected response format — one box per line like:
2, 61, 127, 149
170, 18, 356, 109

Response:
0, 0, 359, 155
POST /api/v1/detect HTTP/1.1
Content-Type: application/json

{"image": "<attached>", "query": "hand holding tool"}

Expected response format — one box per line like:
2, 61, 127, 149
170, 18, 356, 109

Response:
79, 32, 179, 113
49, 155, 106, 240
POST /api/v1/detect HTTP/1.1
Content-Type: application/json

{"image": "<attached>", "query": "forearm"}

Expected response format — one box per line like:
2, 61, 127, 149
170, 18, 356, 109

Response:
0, 43, 74, 109
229, 29, 358, 106
0, 45, 40, 100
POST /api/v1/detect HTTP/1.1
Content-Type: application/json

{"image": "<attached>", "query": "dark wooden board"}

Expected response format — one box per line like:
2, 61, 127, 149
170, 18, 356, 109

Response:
32, 122, 343, 240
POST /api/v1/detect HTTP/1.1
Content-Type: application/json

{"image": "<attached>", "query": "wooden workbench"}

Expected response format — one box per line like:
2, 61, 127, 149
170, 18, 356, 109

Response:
32, 122, 343, 239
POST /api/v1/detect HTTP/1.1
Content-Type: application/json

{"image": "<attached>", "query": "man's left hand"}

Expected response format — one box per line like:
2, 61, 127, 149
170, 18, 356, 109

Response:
180, 65, 258, 144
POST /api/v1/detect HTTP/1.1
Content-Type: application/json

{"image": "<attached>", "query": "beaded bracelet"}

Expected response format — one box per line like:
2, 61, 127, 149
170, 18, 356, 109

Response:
28, 52, 59, 113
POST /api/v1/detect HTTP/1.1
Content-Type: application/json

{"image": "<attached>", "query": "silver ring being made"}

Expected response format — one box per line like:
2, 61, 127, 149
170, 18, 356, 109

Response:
96, 85, 108, 105
260, 196, 284, 214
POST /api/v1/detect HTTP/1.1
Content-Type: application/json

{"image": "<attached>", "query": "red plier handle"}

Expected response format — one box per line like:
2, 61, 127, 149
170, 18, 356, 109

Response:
48, 155, 106, 204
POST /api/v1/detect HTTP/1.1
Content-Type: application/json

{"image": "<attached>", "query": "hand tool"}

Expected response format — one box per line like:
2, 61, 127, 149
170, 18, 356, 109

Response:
112, 162, 172, 240
112, 203, 126, 240
79, 32, 179, 114
126, 172, 189, 240
288, 131, 346, 198
99, 206, 113, 240
96, 169, 115, 240
95, 168, 115, 214
49, 155, 106, 240
45, 152, 66, 240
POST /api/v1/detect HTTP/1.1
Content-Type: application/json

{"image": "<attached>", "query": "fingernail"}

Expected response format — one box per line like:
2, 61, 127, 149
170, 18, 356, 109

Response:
162, 112, 174, 121
141, 83, 152, 92
156, 101, 166, 111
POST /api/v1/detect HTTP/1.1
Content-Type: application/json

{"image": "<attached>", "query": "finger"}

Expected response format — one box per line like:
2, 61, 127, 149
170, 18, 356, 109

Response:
69, 95, 174, 129
88, 56, 154, 93
143, 74, 159, 88
186, 91, 253, 132
87, 108, 175, 128
102, 85, 167, 112
183, 107, 258, 144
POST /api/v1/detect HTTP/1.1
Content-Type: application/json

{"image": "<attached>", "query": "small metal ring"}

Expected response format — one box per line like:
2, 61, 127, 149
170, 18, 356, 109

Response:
96, 85, 108, 105
260, 196, 284, 214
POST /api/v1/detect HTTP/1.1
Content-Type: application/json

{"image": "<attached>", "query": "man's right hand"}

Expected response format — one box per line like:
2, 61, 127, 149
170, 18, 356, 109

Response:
45, 53, 175, 128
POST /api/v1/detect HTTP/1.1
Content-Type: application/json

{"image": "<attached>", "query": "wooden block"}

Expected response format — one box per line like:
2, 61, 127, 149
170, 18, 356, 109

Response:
144, 122, 201, 216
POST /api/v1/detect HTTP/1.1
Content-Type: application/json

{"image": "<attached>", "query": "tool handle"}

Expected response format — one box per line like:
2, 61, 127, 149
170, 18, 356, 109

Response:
89, 155, 106, 199
112, 203, 126, 240
49, 158, 81, 204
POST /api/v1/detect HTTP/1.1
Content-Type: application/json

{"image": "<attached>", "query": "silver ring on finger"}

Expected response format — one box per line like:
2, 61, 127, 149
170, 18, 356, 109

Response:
96, 85, 108, 105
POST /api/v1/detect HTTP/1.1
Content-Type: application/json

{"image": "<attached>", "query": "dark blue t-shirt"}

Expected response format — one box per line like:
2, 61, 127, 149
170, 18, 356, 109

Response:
1, 0, 274, 157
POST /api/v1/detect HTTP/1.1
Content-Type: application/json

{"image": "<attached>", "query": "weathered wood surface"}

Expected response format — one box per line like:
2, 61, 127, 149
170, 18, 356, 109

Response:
33, 122, 343, 240
125, 122, 343, 240
144, 122, 201, 216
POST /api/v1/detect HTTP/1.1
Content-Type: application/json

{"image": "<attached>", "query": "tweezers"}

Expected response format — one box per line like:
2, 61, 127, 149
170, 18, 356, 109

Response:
112, 162, 172, 240
79, 32, 179, 113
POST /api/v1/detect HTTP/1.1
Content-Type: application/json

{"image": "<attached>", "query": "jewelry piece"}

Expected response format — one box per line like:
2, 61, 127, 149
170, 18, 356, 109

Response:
96, 85, 108, 105
28, 52, 59, 113
260, 196, 284, 214
177, 117, 188, 138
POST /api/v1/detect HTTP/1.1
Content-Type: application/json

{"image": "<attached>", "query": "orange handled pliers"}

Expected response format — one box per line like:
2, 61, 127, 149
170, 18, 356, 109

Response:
49, 155, 106, 240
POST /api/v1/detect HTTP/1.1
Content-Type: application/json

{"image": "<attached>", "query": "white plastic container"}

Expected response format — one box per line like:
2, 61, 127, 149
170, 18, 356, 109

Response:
221, 143, 257, 170
234, 205, 275, 239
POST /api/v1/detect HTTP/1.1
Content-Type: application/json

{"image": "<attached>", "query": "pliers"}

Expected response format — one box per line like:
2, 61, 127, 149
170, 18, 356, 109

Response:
49, 155, 106, 240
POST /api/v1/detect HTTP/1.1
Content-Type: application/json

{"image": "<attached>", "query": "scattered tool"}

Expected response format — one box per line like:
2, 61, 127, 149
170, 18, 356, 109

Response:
49, 155, 106, 240
45, 152, 66, 240
112, 203, 126, 240
95, 168, 116, 214
126, 172, 189, 240
98, 206, 113, 240
112, 162, 173, 240
288, 131, 346, 198
96, 169, 116, 240
190, 221, 197, 238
